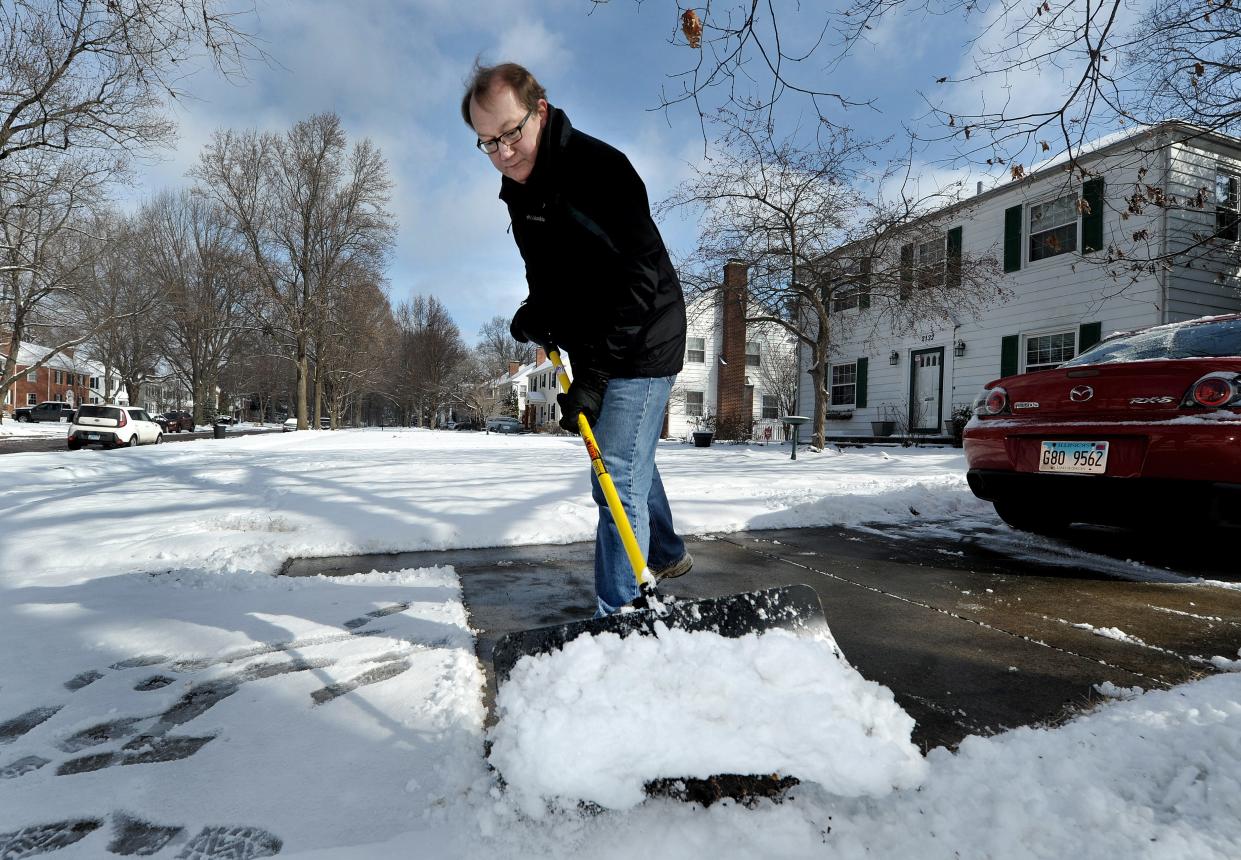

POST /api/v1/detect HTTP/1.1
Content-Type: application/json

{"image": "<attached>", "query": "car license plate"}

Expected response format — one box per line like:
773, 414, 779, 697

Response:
1038, 441, 1108, 474
85, 433, 99, 440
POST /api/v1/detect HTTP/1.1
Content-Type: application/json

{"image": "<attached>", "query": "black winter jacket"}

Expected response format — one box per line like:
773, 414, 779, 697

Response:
500, 106, 686, 378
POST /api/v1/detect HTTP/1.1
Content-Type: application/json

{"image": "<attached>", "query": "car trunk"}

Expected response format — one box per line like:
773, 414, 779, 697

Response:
994, 358, 1241, 478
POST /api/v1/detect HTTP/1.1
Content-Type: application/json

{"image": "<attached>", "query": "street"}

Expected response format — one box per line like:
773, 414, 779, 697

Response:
285, 518, 1241, 752
0, 425, 282, 454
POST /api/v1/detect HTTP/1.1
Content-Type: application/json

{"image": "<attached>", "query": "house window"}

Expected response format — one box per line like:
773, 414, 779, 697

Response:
26, 369, 36, 383
761, 395, 779, 419
685, 390, 705, 417
830, 362, 857, 407
916, 236, 945, 289
1216, 172, 1239, 241
686, 337, 705, 363
1028, 193, 1078, 261
53, 370, 62, 384
745, 341, 760, 367
27, 393, 37, 406
1025, 330, 1076, 372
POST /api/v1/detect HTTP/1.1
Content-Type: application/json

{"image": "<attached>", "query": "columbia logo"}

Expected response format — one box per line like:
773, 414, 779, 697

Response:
526, 215, 546, 222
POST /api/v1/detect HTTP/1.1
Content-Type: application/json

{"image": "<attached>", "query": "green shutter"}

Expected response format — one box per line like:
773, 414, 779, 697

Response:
1004, 205, 1023, 273
946, 226, 962, 288
859, 257, 872, 309
1001, 334, 1019, 377
1078, 321, 1102, 353
855, 357, 868, 407
899, 244, 913, 299
1081, 178, 1105, 253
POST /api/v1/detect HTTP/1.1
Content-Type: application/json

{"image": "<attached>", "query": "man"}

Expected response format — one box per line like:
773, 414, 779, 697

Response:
462, 62, 692, 616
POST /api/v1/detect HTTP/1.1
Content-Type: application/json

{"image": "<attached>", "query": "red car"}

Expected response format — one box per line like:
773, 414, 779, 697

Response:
964, 314, 1241, 533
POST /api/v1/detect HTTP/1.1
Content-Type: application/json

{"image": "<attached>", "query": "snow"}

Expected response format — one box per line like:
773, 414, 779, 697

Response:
0, 428, 1239, 858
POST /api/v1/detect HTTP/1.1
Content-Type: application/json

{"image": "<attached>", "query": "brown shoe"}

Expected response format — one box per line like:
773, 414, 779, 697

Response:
653, 552, 693, 581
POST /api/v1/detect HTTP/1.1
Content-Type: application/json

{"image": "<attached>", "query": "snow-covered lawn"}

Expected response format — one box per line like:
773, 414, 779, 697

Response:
0, 428, 1237, 858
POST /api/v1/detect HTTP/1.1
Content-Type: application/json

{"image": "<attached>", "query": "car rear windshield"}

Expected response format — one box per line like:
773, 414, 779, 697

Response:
76, 405, 122, 420
1065, 317, 1241, 367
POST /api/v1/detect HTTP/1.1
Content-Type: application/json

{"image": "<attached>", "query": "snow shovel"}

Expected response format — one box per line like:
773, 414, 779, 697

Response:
489, 347, 832, 805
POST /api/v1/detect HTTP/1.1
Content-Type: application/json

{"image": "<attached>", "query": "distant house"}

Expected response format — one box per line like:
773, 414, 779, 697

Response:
667, 262, 799, 441
802, 121, 1241, 437
0, 340, 123, 416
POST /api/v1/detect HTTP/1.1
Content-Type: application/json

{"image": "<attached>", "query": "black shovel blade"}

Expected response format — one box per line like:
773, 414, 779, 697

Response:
491, 583, 828, 683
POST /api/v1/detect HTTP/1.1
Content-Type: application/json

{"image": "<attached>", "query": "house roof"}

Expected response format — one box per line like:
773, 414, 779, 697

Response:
1, 341, 102, 373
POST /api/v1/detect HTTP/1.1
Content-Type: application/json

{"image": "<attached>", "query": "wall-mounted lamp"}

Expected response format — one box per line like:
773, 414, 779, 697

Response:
954, 339, 967, 357
889, 350, 900, 366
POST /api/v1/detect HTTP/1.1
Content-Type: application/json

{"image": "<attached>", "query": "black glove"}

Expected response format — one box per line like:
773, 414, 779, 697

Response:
557, 369, 609, 434
509, 302, 551, 347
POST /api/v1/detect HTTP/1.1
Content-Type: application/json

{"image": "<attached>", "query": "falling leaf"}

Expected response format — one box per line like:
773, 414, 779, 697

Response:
681, 9, 703, 49
1040, 140, 1050, 152
1076, 197, 1092, 215
1043, 1, 1050, 9
1195, 61, 1206, 76
1011, 164, 1026, 181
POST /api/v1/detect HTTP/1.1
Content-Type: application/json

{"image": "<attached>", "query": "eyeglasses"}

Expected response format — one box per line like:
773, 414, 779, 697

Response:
476, 107, 535, 154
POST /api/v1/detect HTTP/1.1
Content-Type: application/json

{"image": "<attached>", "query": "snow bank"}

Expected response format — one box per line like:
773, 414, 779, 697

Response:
488, 625, 925, 814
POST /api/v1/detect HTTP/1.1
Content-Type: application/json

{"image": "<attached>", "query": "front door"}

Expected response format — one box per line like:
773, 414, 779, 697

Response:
909, 347, 944, 434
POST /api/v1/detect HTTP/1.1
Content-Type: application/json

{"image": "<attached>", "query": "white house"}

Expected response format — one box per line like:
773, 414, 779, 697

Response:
666, 261, 799, 441
802, 121, 1241, 437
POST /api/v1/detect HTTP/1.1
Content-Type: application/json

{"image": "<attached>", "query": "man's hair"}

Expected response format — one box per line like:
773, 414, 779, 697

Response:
460, 62, 547, 128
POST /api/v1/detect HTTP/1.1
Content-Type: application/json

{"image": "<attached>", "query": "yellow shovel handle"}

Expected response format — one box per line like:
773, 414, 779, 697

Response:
548, 349, 649, 588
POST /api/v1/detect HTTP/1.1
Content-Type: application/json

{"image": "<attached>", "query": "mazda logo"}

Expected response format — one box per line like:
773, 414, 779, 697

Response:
1069, 385, 1095, 402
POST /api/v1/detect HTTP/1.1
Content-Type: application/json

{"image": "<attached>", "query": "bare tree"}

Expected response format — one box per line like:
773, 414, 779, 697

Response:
193, 113, 396, 430
391, 295, 469, 427
661, 113, 1001, 446
78, 210, 165, 405
318, 268, 395, 428
0, 150, 117, 415
475, 314, 534, 379
0, 0, 260, 164
136, 189, 251, 424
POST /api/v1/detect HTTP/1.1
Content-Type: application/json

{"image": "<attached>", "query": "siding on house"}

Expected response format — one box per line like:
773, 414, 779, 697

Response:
798, 122, 1241, 436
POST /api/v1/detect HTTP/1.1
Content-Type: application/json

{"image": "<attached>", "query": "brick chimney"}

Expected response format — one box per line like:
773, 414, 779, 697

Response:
507, 360, 520, 377
535, 346, 546, 365
715, 260, 748, 437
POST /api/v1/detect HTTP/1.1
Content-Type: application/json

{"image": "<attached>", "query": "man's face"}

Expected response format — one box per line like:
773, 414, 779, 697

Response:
469, 85, 547, 185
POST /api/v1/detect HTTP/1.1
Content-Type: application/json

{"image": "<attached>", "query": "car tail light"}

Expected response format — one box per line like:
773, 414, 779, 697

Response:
116, 410, 127, 427
974, 386, 1009, 416
1183, 372, 1241, 409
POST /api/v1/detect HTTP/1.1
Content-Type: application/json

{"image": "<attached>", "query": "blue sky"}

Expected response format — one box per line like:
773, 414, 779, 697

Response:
125, 0, 1097, 344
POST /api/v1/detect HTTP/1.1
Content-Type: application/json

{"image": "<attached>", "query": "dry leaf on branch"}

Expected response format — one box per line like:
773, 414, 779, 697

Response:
681, 9, 703, 49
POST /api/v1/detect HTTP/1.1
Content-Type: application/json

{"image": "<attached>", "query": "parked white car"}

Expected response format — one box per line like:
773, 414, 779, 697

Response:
68, 405, 163, 450
282, 417, 299, 432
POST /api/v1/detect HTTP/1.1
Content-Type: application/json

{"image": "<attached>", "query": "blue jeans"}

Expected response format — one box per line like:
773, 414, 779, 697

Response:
588, 375, 686, 615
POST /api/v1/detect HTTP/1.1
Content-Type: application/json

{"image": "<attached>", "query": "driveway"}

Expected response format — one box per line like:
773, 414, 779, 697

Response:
284, 520, 1241, 751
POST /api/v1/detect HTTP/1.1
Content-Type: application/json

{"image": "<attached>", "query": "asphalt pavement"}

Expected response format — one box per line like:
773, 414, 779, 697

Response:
284, 520, 1241, 752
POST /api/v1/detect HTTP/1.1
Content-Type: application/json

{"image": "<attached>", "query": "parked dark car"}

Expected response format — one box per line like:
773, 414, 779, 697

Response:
15, 401, 75, 423
454, 419, 483, 431
964, 314, 1241, 533
486, 416, 525, 434
158, 411, 194, 432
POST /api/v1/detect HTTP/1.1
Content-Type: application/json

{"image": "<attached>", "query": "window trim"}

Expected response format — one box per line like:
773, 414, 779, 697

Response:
829, 361, 858, 407
1215, 170, 1239, 242
915, 234, 946, 289
684, 390, 705, 417
686, 336, 705, 364
761, 394, 779, 419
1022, 327, 1078, 373
745, 341, 761, 367
1027, 191, 1080, 263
